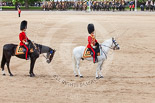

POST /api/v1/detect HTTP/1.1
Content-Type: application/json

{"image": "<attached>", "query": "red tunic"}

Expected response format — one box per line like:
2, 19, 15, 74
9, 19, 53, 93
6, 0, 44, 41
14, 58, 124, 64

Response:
132, 4, 135, 8
87, 34, 97, 63
87, 35, 97, 48
19, 31, 29, 60
19, 32, 29, 46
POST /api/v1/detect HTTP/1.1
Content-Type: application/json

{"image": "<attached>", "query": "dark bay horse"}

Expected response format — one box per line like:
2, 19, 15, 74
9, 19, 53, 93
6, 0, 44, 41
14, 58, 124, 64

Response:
1, 41, 56, 77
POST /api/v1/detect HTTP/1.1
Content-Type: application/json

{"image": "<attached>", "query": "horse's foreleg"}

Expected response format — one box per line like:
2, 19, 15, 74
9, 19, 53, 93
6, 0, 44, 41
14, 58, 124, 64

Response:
96, 61, 102, 79
30, 58, 36, 77
99, 61, 104, 78
95, 66, 99, 79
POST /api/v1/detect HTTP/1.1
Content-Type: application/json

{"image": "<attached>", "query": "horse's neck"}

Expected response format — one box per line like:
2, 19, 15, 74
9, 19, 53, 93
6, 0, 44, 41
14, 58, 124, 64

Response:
39, 44, 51, 54
101, 39, 112, 54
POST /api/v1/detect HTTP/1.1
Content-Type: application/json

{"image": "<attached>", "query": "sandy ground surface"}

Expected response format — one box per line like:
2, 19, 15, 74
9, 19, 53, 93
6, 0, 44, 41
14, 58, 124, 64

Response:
0, 11, 155, 103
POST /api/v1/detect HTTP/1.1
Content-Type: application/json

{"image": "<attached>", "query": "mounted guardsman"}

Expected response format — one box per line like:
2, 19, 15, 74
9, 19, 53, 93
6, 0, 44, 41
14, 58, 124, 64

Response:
1, 20, 56, 77
19, 20, 30, 60
73, 31, 120, 78
87, 24, 99, 63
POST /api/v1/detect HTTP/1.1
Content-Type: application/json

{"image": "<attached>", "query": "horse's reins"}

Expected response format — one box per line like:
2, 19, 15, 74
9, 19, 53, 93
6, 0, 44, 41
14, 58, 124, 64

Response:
42, 54, 48, 59
100, 39, 115, 59
101, 44, 113, 49
101, 40, 114, 50
31, 41, 41, 54
42, 50, 52, 60
100, 45, 107, 59
101, 39, 118, 50
31, 42, 48, 60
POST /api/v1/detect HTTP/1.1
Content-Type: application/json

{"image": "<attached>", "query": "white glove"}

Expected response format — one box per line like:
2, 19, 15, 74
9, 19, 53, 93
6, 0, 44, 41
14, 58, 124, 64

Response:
93, 46, 96, 49
25, 42, 28, 45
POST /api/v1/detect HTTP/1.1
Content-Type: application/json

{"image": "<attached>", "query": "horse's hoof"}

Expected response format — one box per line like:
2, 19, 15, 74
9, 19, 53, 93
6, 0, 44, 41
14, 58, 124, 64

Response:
30, 74, 35, 77
100, 76, 104, 78
96, 77, 100, 79
10, 74, 13, 76
80, 76, 83, 78
30, 73, 35, 77
75, 75, 78, 77
2, 74, 6, 76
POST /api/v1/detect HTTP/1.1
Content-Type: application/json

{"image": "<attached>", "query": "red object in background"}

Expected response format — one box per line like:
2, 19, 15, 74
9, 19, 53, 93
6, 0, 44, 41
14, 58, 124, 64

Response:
18, 9, 21, 14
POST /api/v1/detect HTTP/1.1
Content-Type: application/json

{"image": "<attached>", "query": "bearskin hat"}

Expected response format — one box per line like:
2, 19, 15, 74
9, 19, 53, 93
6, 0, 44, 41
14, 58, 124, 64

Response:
20, 20, 27, 30
87, 24, 95, 34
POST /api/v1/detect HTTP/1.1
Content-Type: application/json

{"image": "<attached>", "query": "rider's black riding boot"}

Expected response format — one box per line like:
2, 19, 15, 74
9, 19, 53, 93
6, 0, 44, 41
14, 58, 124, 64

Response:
95, 54, 98, 63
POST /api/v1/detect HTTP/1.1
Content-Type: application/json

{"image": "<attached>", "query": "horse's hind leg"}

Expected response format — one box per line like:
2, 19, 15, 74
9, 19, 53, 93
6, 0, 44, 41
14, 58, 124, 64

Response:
73, 63, 78, 77
3, 52, 13, 76
1, 54, 6, 76
1, 62, 6, 76
6, 59, 13, 76
1, 66, 6, 76
76, 60, 83, 78
1, 59, 6, 75
73, 56, 78, 77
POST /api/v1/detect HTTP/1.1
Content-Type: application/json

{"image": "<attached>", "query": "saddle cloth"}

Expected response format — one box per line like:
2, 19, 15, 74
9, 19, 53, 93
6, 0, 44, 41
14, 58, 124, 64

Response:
15, 45, 34, 55
83, 47, 100, 58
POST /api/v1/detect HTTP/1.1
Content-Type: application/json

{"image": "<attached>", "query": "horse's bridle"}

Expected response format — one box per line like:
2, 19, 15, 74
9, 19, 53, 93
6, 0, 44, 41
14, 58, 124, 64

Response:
100, 38, 118, 59
43, 50, 53, 61
101, 38, 118, 50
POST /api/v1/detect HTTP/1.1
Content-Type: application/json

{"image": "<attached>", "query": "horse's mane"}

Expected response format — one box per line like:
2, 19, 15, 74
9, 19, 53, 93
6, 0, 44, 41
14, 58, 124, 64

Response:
101, 38, 112, 45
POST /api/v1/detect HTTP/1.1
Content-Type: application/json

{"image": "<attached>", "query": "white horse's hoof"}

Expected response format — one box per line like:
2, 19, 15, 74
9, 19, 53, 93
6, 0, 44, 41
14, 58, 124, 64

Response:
2, 74, 6, 76
75, 75, 78, 77
80, 76, 83, 78
100, 76, 104, 78
2, 71, 5, 76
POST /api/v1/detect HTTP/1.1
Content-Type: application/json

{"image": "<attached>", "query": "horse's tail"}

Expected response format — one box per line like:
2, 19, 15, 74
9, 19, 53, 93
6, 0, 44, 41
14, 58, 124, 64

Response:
1, 49, 6, 69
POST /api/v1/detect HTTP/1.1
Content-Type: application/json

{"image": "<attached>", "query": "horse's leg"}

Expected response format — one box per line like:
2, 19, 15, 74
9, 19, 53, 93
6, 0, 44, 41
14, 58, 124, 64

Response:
99, 61, 104, 78
1, 52, 6, 75
96, 61, 102, 79
76, 59, 83, 78
73, 56, 78, 77
29, 58, 37, 77
2, 67, 5, 76
6, 57, 13, 76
